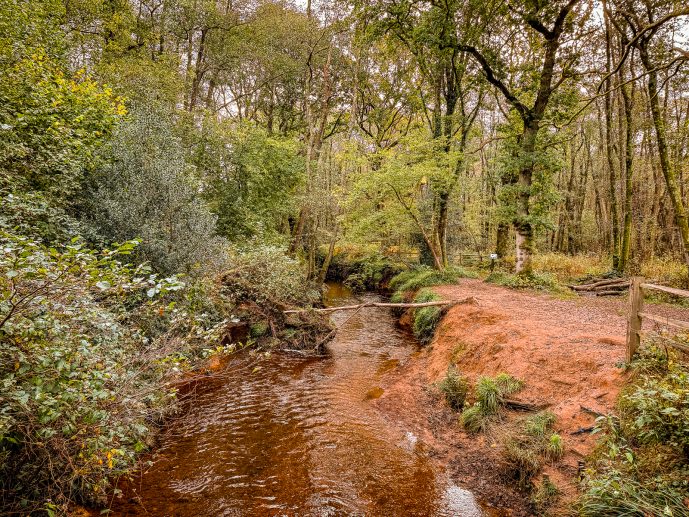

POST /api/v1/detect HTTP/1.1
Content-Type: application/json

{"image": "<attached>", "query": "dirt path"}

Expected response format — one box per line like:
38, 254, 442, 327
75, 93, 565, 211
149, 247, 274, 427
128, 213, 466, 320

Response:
374, 278, 689, 515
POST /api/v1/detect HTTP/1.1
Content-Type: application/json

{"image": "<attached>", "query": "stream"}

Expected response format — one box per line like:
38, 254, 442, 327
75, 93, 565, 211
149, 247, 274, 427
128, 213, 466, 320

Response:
107, 283, 483, 516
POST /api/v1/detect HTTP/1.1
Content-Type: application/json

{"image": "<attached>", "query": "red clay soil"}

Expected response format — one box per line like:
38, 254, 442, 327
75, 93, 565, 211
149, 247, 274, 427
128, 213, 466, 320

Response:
374, 278, 689, 516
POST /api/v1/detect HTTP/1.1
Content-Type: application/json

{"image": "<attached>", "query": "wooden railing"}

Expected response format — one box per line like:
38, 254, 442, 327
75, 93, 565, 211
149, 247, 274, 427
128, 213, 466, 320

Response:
626, 277, 689, 360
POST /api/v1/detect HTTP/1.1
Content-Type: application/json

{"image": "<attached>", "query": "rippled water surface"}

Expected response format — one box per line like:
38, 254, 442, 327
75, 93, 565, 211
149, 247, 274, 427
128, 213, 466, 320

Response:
108, 283, 482, 516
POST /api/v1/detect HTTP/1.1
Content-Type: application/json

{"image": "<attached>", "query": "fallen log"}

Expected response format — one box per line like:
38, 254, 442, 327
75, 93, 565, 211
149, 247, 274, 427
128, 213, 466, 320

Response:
283, 297, 477, 314
595, 290, 626, 296
569, 278, 629, 291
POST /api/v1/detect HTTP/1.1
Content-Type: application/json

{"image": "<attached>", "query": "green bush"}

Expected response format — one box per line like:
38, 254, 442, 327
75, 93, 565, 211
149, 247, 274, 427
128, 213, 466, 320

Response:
335, 253, 406, 292
577, 345, 689, 516
438, 366, 468, 411
0, 234, 227, 513
532, 475, 559, 513
412, 289, 443, 344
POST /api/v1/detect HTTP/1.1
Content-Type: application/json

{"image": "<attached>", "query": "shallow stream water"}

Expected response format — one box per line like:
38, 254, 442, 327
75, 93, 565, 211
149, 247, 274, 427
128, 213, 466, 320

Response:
107, 283, 483, 516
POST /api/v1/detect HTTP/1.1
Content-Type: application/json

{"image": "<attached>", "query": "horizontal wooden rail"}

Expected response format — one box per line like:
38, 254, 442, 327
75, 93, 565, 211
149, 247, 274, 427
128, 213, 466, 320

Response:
627, 277, 689, 360
640, 282, 689, 298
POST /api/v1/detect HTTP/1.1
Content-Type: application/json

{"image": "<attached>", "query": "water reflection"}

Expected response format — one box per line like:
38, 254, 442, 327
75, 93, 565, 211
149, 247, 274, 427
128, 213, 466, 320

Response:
106, 283, 482, 516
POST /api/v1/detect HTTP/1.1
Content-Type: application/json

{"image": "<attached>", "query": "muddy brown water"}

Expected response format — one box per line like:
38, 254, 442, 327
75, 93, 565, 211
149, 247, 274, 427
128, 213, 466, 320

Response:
106, 283, 483, 516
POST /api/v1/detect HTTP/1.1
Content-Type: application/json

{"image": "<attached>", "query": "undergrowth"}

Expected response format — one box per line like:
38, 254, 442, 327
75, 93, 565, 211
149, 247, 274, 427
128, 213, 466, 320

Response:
485, 271, 564, 293
576, 344, 689, 516
502, 411, 562, 489
412, 289, 443, 344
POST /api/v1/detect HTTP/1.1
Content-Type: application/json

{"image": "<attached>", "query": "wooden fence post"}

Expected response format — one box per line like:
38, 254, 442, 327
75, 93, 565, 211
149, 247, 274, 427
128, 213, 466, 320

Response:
626, 276, 644, 362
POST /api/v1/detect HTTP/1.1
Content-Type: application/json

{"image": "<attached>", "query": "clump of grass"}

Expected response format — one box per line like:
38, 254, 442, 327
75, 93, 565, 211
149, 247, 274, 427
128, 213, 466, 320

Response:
504, 441, 542, 487
461, 404, 489, 433
524, 410, 557, 440
485, 271, 562, 292
390, 265, 477, 295
502, 411, 561, 488
476, 376, 502, 414
460, 373, 525, 433
546, 433, 564, 461
495, 372, 524, 396
412, 289, 443, 344
438, 366, 468, 411
531, 475, 559, 513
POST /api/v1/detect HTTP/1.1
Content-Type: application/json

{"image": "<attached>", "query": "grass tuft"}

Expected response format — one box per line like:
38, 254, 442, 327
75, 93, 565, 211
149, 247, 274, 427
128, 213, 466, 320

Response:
476, 376, 502, 415
412, 289, 443, 344
438, 366, 468, 411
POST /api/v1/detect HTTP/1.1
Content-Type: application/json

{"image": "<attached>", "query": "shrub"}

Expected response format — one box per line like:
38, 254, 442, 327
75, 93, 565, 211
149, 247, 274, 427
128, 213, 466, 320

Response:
86, 106, 228, 275
0, 233, 219, 514
335, 253, 406, 292
578, 345, 689, 515
438, 367, 468, 411
412, 289, 443, 344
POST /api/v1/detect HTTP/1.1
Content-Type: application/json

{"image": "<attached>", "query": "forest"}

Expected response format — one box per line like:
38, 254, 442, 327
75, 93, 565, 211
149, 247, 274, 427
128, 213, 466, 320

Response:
1, 0, 689, 515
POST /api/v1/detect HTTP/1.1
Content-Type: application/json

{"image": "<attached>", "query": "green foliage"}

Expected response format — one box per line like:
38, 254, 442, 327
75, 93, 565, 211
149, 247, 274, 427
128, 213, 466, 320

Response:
546, 433, 564, 461
390, 265, 476, 295
0, 233, 232, 513
438, 366, 468, 411
189, 119, 304, 241
460, 373, 525, 433
461, 404, 488, 433
532, 475, 559, 513
485, 271, 561, 292
502, 411, 560, 488
86, 105, 227, 274
412, 289, 442, 344
225, 244, 320, 307
0, 43, 125, 242
476, 376, 503, 415
331, 252, 406, 292
495, 373, 525, 397
577, 346, 689, 516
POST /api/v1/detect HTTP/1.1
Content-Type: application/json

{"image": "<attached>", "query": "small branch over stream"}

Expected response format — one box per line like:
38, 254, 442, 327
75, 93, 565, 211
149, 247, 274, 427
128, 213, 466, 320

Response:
283, 298, 477, 314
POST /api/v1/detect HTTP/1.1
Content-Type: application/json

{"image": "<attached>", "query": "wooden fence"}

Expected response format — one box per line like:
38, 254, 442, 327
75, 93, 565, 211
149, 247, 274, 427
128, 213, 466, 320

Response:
626, 276, 689, 361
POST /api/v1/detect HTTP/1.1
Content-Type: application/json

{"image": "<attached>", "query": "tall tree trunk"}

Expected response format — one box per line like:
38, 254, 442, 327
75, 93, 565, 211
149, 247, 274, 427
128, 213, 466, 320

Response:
619, 80, 634, 272
639, 45, 689, 272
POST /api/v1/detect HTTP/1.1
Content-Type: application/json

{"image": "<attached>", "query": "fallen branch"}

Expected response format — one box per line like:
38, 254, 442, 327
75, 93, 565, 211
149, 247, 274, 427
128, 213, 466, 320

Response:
283, 298, 477, 314
504, 399, 551, 412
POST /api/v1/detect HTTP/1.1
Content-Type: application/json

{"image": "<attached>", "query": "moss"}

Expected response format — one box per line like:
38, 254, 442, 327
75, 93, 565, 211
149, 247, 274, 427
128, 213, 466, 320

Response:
390, 265, 477, 296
